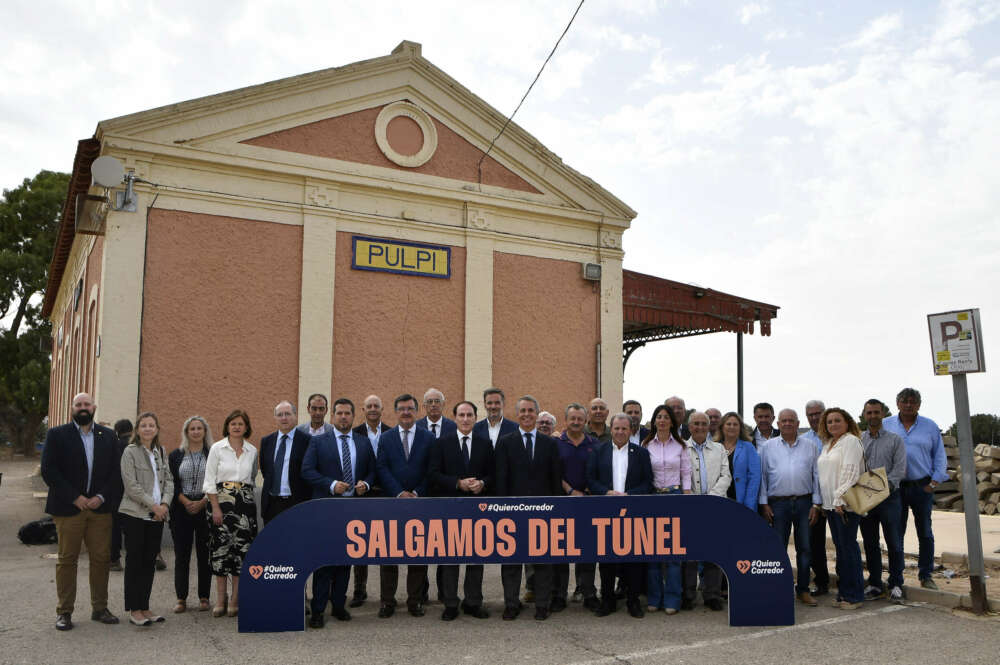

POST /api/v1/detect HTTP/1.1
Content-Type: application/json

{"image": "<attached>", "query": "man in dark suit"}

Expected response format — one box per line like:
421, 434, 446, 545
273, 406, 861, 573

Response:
472, 387, 519, 448
375, 393, 434, 618
494, 395, 564, 621
296, 393, 335, 437
587, 413, 654, 619
416, 387, 457, 440
259, 400, 312, 524
428, 400, 494, 621
40, 392, 121, 630
624, 400, 650, 444
348, 393, 389, 607
301, 398, 375, 628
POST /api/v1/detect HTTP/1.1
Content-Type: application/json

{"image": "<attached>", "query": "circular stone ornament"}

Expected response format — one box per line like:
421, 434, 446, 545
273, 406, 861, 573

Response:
374, 101, 438, 168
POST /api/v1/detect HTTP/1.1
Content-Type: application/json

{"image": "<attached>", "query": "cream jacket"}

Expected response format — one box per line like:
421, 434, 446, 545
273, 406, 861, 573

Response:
119, 443, 174, 520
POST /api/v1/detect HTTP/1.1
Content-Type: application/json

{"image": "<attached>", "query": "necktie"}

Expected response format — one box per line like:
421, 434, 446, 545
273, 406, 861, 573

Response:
431, 423, 438, 438
524, 432, 533, 460
340, 435, 353, 487
272, 434, 288, 496
462, 435, 470, 467
402, 429, 410, 460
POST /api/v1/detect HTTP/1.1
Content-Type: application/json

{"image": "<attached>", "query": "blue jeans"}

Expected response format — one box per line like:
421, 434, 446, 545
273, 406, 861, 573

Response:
827, 509, 864, 603
859, 491, 904, 589
647, 487, 683, 609
770, 496, 812, 594
900, 481, 935, 580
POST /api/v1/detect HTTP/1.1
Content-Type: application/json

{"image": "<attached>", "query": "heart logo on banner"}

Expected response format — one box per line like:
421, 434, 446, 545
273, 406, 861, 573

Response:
736, 560, 751, 574
478, 503, 488, 512
249, 565, 264, 580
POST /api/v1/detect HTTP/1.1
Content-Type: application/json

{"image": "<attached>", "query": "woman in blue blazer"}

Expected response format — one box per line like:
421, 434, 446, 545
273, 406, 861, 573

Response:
715, 412, 761, 512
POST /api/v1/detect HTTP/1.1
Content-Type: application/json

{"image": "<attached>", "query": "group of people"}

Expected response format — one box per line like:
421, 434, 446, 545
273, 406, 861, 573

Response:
40, 385, 947, 630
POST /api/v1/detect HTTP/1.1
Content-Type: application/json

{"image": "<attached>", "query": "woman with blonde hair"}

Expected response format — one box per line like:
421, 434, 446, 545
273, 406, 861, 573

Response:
119, 412, 173, 626
203, 409, 258, 617
168, 415, 213, 613
817, 407, 865, 609
714, 412, 761, 511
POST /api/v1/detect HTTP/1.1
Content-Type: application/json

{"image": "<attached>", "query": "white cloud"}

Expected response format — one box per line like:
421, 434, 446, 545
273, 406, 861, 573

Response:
739, 2, 769, 25
844, 13, 902, 49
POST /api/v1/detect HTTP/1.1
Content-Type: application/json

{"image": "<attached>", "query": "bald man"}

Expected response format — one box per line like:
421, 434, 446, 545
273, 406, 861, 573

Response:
40, 393, 121, 630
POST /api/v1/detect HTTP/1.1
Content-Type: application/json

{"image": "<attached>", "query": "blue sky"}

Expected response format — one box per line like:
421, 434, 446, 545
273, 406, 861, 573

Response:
3, 0, 999, 429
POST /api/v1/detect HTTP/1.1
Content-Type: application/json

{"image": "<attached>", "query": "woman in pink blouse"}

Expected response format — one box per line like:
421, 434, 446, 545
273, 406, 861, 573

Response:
642, 405, 691, 614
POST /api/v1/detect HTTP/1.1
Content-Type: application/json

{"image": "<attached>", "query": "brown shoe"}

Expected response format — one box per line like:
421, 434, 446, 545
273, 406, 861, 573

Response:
174, 600, 186, 614
797, 592, 818, 607
198, 599, 211, 612
836, 601, 862, 610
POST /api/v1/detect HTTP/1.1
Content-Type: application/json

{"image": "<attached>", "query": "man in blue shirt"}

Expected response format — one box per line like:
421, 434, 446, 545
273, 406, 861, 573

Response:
883, 387, 948, 589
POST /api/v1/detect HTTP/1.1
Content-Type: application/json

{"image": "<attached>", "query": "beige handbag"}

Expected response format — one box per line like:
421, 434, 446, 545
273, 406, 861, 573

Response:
842, 455, 890, 516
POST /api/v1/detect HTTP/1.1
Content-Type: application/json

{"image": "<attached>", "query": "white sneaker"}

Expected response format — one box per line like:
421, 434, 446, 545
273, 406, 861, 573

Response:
863, 585, 882, 600
889, 586, 904, 603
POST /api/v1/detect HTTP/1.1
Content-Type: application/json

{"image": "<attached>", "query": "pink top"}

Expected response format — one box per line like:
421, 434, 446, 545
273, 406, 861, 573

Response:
646, 434, 691, 490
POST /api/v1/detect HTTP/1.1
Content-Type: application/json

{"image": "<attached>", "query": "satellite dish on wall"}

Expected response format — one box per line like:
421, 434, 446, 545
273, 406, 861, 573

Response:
91, 156, 125, 188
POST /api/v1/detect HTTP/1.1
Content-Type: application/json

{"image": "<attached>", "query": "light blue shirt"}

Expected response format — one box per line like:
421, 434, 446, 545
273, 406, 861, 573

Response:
333, 432, 358, 496
690, 440, 709, 495
74, 422, 95, 494
366, 423, 384, 456
758, 435, 821, 505
883, 415, 948, 483
802, 429, 823, 454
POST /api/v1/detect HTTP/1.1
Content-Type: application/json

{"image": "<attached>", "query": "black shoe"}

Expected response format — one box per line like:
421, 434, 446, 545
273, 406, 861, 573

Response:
583, 596, 600, 611
55, 613, 73, 631
594, 602, 616, 617
441, 607, 459, 621
349, 592, 367, 608
408, 604, 425, 617
154, 555, 167, 571
614, 582, 626, 600
550, 597, 568, 612
91, 608, 120, 624
706, 598, 724, 611
534, 607, 550, 621
502, 606, 519, 621
461, 604, 490, 619
378, 604, 395, 619
309, 614, 325, 628
680, 598, 694, 610
627, 600, 644, 618
109, 560, 123, 572
331, 607, 351, 621
811, 586, 829, 597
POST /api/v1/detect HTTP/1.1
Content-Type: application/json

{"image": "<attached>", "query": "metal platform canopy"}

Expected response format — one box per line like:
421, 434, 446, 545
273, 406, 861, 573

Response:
622, 269, 779, 417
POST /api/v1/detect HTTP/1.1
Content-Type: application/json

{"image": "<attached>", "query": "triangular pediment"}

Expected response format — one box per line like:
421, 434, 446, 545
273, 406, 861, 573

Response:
95, 41, 635, 221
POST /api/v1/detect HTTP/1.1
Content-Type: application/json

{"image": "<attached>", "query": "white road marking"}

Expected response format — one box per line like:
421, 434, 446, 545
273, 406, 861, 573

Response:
566, 605, 911, 665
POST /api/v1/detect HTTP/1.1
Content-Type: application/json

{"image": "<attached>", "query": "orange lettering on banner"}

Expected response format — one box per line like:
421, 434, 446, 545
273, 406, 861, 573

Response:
426, 520, 446, 557
672, 517, 685, 555
566, 518, 581, 556
370, 521, 388, 557
592, 518, 610, 555
528, 519, 547, 555
496, 519, 516, 556
404, 520, 424, 557
448, 519, 473, 556
635, 518, 654, 555
550, 519, 566, 556
474, 519, 494, 556
346, 520, 366, 558
655, 517, 672, 554
387, 520, 404, 557
612, 515, 632, 556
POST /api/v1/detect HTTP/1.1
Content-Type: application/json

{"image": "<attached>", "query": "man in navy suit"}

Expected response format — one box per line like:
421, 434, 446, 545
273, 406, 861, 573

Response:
416, 387, 457, 440
587, 413, 654, 619
296, 393, 335, 437
348, 393, 389, 607
301, 398, 375, 628
376, 393, 434, 618
472, 387, 518, 448
494, 395, 564, 621
40, 392, 121, 630
259, 401, 312, 524
428, 400, 494, 620
624, 400, 651, 444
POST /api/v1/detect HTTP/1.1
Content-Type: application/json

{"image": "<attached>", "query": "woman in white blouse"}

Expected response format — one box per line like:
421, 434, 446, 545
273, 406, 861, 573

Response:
203, 410, 258, 617
817, 407, 865, 609
119, 412, 173, 626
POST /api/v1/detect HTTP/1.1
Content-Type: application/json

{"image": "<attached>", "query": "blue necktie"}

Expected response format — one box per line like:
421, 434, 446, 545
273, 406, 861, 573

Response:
524, 432, 533, 460
272, 434, 287, 496
340, 435, 353, 487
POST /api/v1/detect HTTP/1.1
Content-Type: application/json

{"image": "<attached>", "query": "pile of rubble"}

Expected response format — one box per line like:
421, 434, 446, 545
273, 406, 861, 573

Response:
934, 436, 1000, 515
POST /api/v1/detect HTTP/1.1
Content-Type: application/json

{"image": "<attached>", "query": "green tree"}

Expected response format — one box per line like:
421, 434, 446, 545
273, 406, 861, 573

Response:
948, 414, 1000, 446
0, 170, 69, 455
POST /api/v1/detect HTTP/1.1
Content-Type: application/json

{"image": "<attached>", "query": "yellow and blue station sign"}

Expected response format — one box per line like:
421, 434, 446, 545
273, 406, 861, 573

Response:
351, 236, 451, 279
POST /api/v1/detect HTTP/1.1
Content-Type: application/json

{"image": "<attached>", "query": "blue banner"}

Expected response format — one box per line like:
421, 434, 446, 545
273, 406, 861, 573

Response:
239, 495, 794, 631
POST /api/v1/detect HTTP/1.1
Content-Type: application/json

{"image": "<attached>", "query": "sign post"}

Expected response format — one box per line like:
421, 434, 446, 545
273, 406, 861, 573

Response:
927, 308, 988, 613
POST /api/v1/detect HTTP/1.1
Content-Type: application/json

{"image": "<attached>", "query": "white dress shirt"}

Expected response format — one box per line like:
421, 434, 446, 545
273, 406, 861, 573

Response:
147, 449, 162, 509
272, 429, 295, 496
203, 439, 258, 493
426, 417, 444, 438
487, 420, 503, 447
612, 443, 630, 493
518, 427, 538, 459
331, 430, 364, 496
366, 422, 383, 455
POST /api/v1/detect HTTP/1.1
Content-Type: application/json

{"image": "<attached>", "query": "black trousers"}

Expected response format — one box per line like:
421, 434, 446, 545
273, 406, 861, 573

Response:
682, 561, 723, 603
598, 562, 644, 606
122, 514, 163, 612
503, 563, 552, 609
352, 565, 368, 596
809, 511, 830, 590
380, 565, 427, 608
553, 563, 596, 601
439, 564, 485, 609
170, 505, 211, 600
110, 511, 125, 562
262, 495, 297, 525
312, 565, 350, 614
